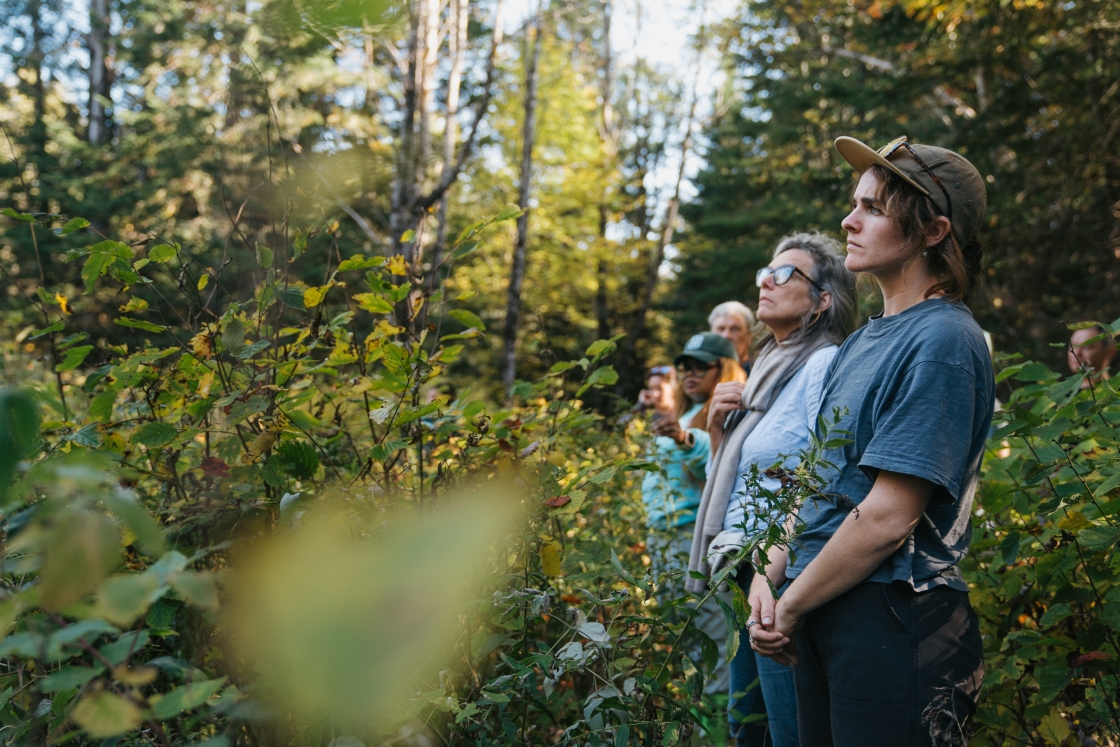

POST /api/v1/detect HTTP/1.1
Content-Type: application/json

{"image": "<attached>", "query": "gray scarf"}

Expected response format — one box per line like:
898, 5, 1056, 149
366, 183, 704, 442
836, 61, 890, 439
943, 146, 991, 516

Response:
685, 335, 835, 592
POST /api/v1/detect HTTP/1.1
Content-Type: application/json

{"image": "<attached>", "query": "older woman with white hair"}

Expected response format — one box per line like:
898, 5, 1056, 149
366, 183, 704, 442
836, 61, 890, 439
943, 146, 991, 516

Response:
689, 233, 859, 747
709, 301, 757, 372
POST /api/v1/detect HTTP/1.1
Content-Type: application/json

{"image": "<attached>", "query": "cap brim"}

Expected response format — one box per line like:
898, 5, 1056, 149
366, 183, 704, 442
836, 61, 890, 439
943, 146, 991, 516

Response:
673, 351, 719, 365
834, 136, 930, 198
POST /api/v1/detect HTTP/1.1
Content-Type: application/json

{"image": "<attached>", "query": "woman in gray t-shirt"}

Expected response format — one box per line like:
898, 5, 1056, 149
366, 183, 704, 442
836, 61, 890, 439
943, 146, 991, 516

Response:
748, 136, 995, 746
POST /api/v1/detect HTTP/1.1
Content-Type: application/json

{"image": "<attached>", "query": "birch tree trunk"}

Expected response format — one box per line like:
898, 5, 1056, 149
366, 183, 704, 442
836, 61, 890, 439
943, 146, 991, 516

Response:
429, 0, 470, 291
87, 0, 111, 145
594, 0, 615, 344
501, 6, 542, 394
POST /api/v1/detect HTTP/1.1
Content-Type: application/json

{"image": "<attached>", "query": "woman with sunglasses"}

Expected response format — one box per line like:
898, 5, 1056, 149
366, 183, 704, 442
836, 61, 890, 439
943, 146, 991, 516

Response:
686, 233, 858, 747
748, 137, 994, 746
640, 333, 744, 692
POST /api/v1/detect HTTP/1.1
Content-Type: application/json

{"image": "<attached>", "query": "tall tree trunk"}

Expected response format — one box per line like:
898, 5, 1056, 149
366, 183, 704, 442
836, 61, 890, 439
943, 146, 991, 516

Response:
501, 7, 542, 394
619, 77, 701, 389
429, 0, 470, 293
389, 0, 502, 336
28, 0, 48, 160
594, 0, 615, 344
87, 0, 111, 145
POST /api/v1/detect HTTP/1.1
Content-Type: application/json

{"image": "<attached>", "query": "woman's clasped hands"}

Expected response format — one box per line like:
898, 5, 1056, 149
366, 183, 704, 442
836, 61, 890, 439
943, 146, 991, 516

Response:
747, 571, 802, 667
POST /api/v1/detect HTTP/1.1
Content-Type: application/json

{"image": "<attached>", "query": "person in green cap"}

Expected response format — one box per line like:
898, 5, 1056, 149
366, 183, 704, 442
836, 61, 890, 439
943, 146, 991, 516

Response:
642, 332, 744, 692
748, 136, 993, 746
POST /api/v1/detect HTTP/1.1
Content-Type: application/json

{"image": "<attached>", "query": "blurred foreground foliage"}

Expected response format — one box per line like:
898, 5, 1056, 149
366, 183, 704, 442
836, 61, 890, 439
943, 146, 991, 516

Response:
0, 209, 751, 746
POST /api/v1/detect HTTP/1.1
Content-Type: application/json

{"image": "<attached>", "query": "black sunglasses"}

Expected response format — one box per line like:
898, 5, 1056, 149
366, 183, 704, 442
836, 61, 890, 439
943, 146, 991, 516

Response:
675, 360, 719, 376
878, 136, 953, 223
755, 264, 825, 293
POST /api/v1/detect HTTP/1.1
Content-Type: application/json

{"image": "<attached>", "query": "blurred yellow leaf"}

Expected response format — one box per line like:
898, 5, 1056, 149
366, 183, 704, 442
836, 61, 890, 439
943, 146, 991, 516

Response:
197, 273, 209, 291
539, 537, 562, 577
40, 509, 120, 611
72, 691, 142, 738
112, 665, 157, 686
55, 293, 72, 315
190, 331, 213, 360
227, 487, 525, 730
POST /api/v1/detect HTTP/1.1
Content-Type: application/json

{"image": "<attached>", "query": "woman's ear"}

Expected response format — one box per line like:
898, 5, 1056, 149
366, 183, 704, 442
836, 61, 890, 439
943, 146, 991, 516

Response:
815, 290, 833, 314
927, 215, 952, 247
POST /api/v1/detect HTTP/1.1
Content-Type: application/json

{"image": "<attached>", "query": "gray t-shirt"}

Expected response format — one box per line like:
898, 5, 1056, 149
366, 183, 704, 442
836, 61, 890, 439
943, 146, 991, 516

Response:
786, 297, 995, 592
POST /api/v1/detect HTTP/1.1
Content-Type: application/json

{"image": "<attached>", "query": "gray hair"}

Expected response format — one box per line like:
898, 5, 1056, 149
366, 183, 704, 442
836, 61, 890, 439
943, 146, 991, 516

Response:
708, 301, 756, 329
755, 231, 859, 352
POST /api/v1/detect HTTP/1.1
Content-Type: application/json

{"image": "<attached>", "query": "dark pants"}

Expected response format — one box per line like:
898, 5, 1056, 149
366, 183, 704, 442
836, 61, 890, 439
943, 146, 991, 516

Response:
794, 581, 984, 747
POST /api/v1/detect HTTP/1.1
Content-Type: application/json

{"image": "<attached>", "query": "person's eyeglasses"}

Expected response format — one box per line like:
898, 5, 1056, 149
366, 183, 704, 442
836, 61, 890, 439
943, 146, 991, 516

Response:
755, 264, 826, 293
649, 365, 672, 375
878, 136, 954, 224
675, 360, 719, 377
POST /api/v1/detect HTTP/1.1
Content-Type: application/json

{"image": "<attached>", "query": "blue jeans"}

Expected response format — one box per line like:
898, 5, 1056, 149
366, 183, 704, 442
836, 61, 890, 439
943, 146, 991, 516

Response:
729, 574, 799, 747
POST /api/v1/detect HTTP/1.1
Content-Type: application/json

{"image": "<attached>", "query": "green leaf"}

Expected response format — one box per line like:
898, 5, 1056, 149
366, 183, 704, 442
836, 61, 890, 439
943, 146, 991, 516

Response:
1038, 710, 1071, 745
1078, 525, 1120, 553
150, 677, 226, 719
72, 691, 142, 737
448, 309, 485, 331
56, 345, 94, 372
30, 320, 65, 338
400, 229, 416, 243
169, 572, 219, 609
114, 317, 167, 334
98, 630, 150, 666
337, 254, 383, 271
276, 287, 305, 309
82, 253, 116, 292
585, 339, 616, 359
276, 440, 319, 480
1000, 531, 1021, 566
134, 422, 178, 448
60, 217, 90, 235
256, 243, 274, 268
1039, 603, 1071, 629
95, 573, 164, 626
89, 389, 117, 423
39, 665, 105, 692
370, 439, 409, 462
149, 244, 177, 263
222, 318, 246, 356
2, 206, 35, 222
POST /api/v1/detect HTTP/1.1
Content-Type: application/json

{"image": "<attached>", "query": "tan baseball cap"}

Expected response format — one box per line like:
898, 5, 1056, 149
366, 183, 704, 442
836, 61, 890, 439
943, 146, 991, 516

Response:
835, 135, 987, 247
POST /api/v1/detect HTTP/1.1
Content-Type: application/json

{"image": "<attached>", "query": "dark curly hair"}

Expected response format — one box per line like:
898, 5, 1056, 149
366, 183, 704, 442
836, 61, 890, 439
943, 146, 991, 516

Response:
862, 164, 984, 304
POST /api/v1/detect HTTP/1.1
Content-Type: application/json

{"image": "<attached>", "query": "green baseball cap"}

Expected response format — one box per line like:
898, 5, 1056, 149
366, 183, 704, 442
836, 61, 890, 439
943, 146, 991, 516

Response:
834, 135, 987, 247
673, 332, 737, 365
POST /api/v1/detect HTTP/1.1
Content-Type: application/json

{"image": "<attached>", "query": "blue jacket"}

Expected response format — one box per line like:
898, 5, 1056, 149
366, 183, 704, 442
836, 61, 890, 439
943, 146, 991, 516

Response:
641, 403, 711, 530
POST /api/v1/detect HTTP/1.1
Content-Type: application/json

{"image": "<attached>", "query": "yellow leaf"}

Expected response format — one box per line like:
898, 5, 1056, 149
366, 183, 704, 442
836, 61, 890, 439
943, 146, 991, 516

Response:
539, 537, 562, 578
1058, 512, 1090, 532
197, 273, 209, 291
189, 332, 213, 360
112, 666, 157, 686
244, 431, 280, 462
197, 371, 214, 398
387, 255, 408, 276
304, 285, 330, 308
55, 293, 72, 315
